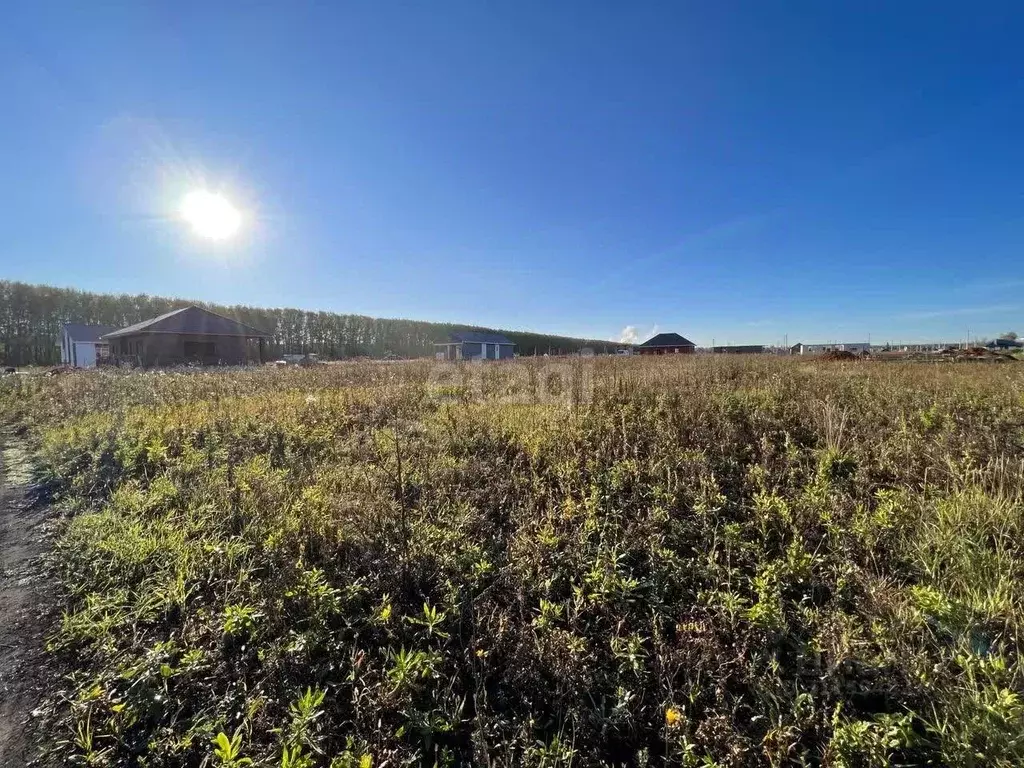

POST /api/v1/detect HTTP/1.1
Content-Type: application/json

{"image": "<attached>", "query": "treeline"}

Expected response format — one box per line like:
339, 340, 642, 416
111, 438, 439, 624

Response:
0, 281, 621, 366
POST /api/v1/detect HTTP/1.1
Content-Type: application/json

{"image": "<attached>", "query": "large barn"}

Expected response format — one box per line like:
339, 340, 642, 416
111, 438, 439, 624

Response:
636, 332, 696, 355
103, 306, 270, 367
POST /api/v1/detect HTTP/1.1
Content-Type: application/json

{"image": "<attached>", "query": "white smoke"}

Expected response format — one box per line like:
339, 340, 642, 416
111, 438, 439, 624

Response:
617, 325, 639, 344
615, 324, 660, 344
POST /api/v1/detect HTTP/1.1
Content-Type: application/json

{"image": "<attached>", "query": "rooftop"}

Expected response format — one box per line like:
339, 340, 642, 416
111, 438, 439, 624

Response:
441, 330, 515, 345
638, 332, 695, 348
63, 323, 119, 343
103, 306, 270, 340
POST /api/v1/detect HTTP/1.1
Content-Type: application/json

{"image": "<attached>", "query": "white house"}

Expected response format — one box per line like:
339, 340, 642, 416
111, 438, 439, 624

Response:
60, 323, 117, 368
791, 342, 871, 356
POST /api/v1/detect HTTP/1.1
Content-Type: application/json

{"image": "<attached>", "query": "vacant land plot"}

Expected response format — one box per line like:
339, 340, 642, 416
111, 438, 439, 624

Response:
2, 357, 1024, 766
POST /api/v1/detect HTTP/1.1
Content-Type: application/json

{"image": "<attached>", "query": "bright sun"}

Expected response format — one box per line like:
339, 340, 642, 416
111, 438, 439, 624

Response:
180, 190, 242, 240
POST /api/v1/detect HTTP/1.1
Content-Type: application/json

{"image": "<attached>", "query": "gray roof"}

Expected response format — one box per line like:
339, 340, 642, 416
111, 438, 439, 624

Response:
440, 331, 515, 345
64, 323, 119, 343
103, 306, 270, 339
638, 332, 695, 348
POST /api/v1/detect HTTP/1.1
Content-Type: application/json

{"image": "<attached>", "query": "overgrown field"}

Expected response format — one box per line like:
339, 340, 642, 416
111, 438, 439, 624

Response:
3, 358, 1024, 767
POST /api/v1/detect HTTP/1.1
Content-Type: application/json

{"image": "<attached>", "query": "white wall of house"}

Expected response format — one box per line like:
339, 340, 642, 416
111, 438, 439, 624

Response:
61, 338, 106, 368
840, 343, 871, 354
796, 343, 870, 356
75, 342, 98, 368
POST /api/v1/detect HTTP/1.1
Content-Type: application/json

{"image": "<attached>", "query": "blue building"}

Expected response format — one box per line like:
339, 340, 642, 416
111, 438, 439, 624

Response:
435, 331, 516, 361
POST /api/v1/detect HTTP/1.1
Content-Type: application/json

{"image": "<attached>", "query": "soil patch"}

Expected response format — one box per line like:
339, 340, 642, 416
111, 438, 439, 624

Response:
0, 437, 56, 766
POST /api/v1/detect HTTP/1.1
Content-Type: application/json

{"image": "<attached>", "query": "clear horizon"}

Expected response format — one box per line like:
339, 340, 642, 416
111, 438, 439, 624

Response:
3, 2, 1023, 346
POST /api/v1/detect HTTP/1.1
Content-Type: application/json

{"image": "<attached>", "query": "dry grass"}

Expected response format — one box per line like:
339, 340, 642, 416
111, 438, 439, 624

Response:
3, 356, 1024, 766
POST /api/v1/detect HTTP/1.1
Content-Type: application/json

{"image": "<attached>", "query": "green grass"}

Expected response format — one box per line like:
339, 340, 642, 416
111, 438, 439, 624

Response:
3, 357, 1024, 766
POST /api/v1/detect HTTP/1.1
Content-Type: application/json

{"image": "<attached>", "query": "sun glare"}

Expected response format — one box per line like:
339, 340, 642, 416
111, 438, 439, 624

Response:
180, 190, 242, 240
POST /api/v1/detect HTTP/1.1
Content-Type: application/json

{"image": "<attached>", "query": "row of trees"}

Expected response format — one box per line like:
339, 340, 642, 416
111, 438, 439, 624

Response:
0, 281, 621, 366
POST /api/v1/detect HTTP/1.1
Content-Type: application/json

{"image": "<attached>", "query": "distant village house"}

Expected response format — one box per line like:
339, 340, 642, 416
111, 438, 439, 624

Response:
103, 306, 270, 367
989, 338, 1023, 349
435, 331, 516, 361
636, 333, 696, 355
790, 342, 870, 356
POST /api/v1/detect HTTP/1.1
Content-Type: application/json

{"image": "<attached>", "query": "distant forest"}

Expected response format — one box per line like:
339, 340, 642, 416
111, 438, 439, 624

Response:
0, 280, 622, 366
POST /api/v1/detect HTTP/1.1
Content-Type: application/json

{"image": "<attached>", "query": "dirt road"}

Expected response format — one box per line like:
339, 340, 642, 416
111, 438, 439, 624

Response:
0, 436, 52, 766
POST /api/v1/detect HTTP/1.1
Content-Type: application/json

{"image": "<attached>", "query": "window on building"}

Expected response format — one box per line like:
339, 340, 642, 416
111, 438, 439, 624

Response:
184, 340, 217, 360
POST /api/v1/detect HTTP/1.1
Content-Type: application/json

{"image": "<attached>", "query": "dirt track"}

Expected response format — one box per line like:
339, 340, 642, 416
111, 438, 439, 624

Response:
0, 436, 52, 766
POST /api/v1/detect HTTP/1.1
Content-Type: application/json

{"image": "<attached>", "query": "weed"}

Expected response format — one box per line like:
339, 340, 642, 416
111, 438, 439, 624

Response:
5, 356, 1024, 765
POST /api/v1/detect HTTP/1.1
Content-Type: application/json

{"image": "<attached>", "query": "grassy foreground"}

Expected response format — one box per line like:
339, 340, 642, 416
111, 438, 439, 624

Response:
3, 357, 1024, 767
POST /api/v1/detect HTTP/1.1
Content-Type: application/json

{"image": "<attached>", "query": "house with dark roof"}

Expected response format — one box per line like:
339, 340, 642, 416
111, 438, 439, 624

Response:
636, 332, 695, 355
102, 306, 271, 367
988, 338, 1023, 350
435, 331, 515, 361
60, 323, 119, 368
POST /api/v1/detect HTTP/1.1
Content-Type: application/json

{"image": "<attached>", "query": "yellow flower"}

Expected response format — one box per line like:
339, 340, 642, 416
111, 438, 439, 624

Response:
665, 707, 682, 727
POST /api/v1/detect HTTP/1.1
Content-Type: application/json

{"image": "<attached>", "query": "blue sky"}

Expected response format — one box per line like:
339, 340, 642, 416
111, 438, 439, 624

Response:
2, 2, 1023, 345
